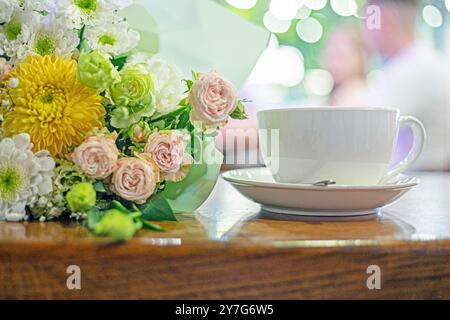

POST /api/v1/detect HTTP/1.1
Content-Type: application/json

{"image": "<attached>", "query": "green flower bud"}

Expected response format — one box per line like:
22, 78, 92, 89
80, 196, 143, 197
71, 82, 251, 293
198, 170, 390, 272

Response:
66, 182, 96, 212
94, 209, 138, 241
129, 122, 150, 143
78, 50, 121, 91
109, 64, 156, 128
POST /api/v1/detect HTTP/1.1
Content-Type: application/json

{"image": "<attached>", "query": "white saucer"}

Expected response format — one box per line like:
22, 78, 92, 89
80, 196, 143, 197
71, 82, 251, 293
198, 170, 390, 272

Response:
222, 167, 419, 217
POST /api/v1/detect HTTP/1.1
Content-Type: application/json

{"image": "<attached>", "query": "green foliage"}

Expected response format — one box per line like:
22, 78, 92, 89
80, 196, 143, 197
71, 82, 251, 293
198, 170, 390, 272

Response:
230, 100, 248, 120
86, 196, 173, 241
139, 195, 177, 221
93, 181, 107, 193
87, 207, 103, 230
111, 55, 128, 71
142, 221, 165, 232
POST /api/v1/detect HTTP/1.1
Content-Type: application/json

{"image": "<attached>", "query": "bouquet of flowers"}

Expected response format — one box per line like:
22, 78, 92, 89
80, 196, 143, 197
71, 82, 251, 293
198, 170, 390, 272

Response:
0, 0, 247, 240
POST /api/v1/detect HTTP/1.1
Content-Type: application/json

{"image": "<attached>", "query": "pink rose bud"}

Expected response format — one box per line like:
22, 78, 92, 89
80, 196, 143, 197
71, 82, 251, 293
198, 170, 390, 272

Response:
188, 71, 238, 130
0, 58, 12, 82
131, 123, 149, 143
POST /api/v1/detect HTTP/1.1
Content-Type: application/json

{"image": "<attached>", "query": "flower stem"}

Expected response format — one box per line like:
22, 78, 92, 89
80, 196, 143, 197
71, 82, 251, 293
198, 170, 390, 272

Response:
148, 105, 190, 123
77, 25, 86, 51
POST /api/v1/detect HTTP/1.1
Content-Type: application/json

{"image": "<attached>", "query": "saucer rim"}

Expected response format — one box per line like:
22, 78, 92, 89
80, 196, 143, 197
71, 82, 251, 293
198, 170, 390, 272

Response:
261, 205, 378, 217
258, 106, 398, 114
221, 167, 419, 191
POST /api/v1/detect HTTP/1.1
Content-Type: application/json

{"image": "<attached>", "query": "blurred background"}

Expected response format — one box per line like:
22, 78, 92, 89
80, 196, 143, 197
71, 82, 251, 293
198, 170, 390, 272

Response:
214, 0, 450, 171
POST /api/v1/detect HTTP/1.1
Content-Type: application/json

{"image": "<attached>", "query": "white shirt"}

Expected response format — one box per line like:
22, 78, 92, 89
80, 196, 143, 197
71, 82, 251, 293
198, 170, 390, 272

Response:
366, 42, 450, 170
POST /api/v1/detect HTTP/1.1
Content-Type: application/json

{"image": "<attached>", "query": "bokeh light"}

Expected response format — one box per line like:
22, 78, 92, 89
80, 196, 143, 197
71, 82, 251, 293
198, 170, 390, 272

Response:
225, 0, 258, 10
422, 5, 443, 28
269, 0, 299, 21
303, 69, 334, 96
330, 0, 357, 17
247, 35, 305, 87
446, 0, 450, 12
296, 17, 323, 43
296, 5, 311, 19
263, 11, 291, 33
302, 0, 327, 11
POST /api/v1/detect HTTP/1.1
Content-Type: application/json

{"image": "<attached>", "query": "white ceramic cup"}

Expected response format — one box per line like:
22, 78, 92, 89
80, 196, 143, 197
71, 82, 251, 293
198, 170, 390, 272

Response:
257, 107, 426, 185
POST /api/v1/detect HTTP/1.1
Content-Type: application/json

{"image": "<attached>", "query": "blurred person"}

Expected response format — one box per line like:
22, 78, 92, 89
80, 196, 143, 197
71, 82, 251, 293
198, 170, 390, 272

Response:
324, 25, 369, 106
364, 0, 450, 170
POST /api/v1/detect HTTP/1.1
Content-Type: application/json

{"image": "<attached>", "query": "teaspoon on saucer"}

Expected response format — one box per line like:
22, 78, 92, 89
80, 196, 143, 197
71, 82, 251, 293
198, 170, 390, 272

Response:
312, 180, 336, 187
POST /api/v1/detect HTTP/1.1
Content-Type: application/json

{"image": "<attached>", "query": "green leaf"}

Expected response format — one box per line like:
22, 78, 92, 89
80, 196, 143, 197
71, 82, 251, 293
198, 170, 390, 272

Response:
139, 195, 177, 221
87, 207, 103, 230
77, 25, 86, 51
176, 111, 190, 129
191, 70, 200, 80
111, 200, 130, 213
93, 181, 107, 193
111, 55, 128, 71
178, 98, 188, 107
131, 203, 142, 214
149, 105, 190, 124
141, 220, 165, 232
183, 79, 194, 91
230, 100, 248, 120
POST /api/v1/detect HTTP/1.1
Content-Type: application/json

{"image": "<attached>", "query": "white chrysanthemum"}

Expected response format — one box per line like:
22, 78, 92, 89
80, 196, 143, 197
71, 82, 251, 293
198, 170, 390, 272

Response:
27, 20, 80, 58
62, 0, 118, 29
0, 9, 41, 64
21, 0, 46, 11
85, 19, 140, 56
127, 54, 186, 114
0, 0, 20, 24
0, 134, 55, 222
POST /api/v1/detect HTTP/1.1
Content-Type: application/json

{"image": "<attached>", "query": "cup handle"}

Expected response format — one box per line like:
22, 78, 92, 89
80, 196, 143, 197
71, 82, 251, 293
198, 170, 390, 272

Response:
380, 116, 426, 184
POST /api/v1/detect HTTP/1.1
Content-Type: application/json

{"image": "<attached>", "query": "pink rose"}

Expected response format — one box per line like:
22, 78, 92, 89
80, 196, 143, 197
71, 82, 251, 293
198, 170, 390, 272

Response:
188, 71, 238, 130
144, 130, 192, 182
0, 58, 12, 82
71, 134, 119, 179
111, 157, 159, 204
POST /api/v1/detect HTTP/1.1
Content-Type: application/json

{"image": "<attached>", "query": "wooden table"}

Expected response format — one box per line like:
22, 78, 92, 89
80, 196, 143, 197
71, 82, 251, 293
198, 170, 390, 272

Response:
0, 172, 449, 299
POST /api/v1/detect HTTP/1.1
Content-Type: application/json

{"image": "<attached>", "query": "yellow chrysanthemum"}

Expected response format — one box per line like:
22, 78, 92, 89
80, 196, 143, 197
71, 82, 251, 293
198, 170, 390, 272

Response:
3, 55, 105, 158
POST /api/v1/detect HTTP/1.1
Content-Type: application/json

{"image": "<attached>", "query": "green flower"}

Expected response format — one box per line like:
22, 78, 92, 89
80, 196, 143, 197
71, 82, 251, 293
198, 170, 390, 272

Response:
53, 160, 89, 193
30, 160, 88, 221
66, 182, 96, 212
34, 33, 56, 56
4, 19, 22, 41
94, 209, 139, 241
78, 50, 120, 91
109, 64, 156, 128
0, 164, 28, 202
74, 0, 97, 13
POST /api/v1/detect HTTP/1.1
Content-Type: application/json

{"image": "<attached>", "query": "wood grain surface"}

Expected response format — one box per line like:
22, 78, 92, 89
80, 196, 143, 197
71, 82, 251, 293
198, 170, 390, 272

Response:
0, 172, 449, 299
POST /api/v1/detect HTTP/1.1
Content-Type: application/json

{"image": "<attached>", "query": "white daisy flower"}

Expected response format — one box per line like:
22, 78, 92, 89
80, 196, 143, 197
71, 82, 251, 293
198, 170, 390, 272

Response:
0, 134, 55, 222
38, 0, 72, 26
127, 54, 187, 115
0, 0, 20, 24
85, 18, 140, 56
62, 0, 117, 29
28, 19, 80, 58
0, 9, 41, 64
